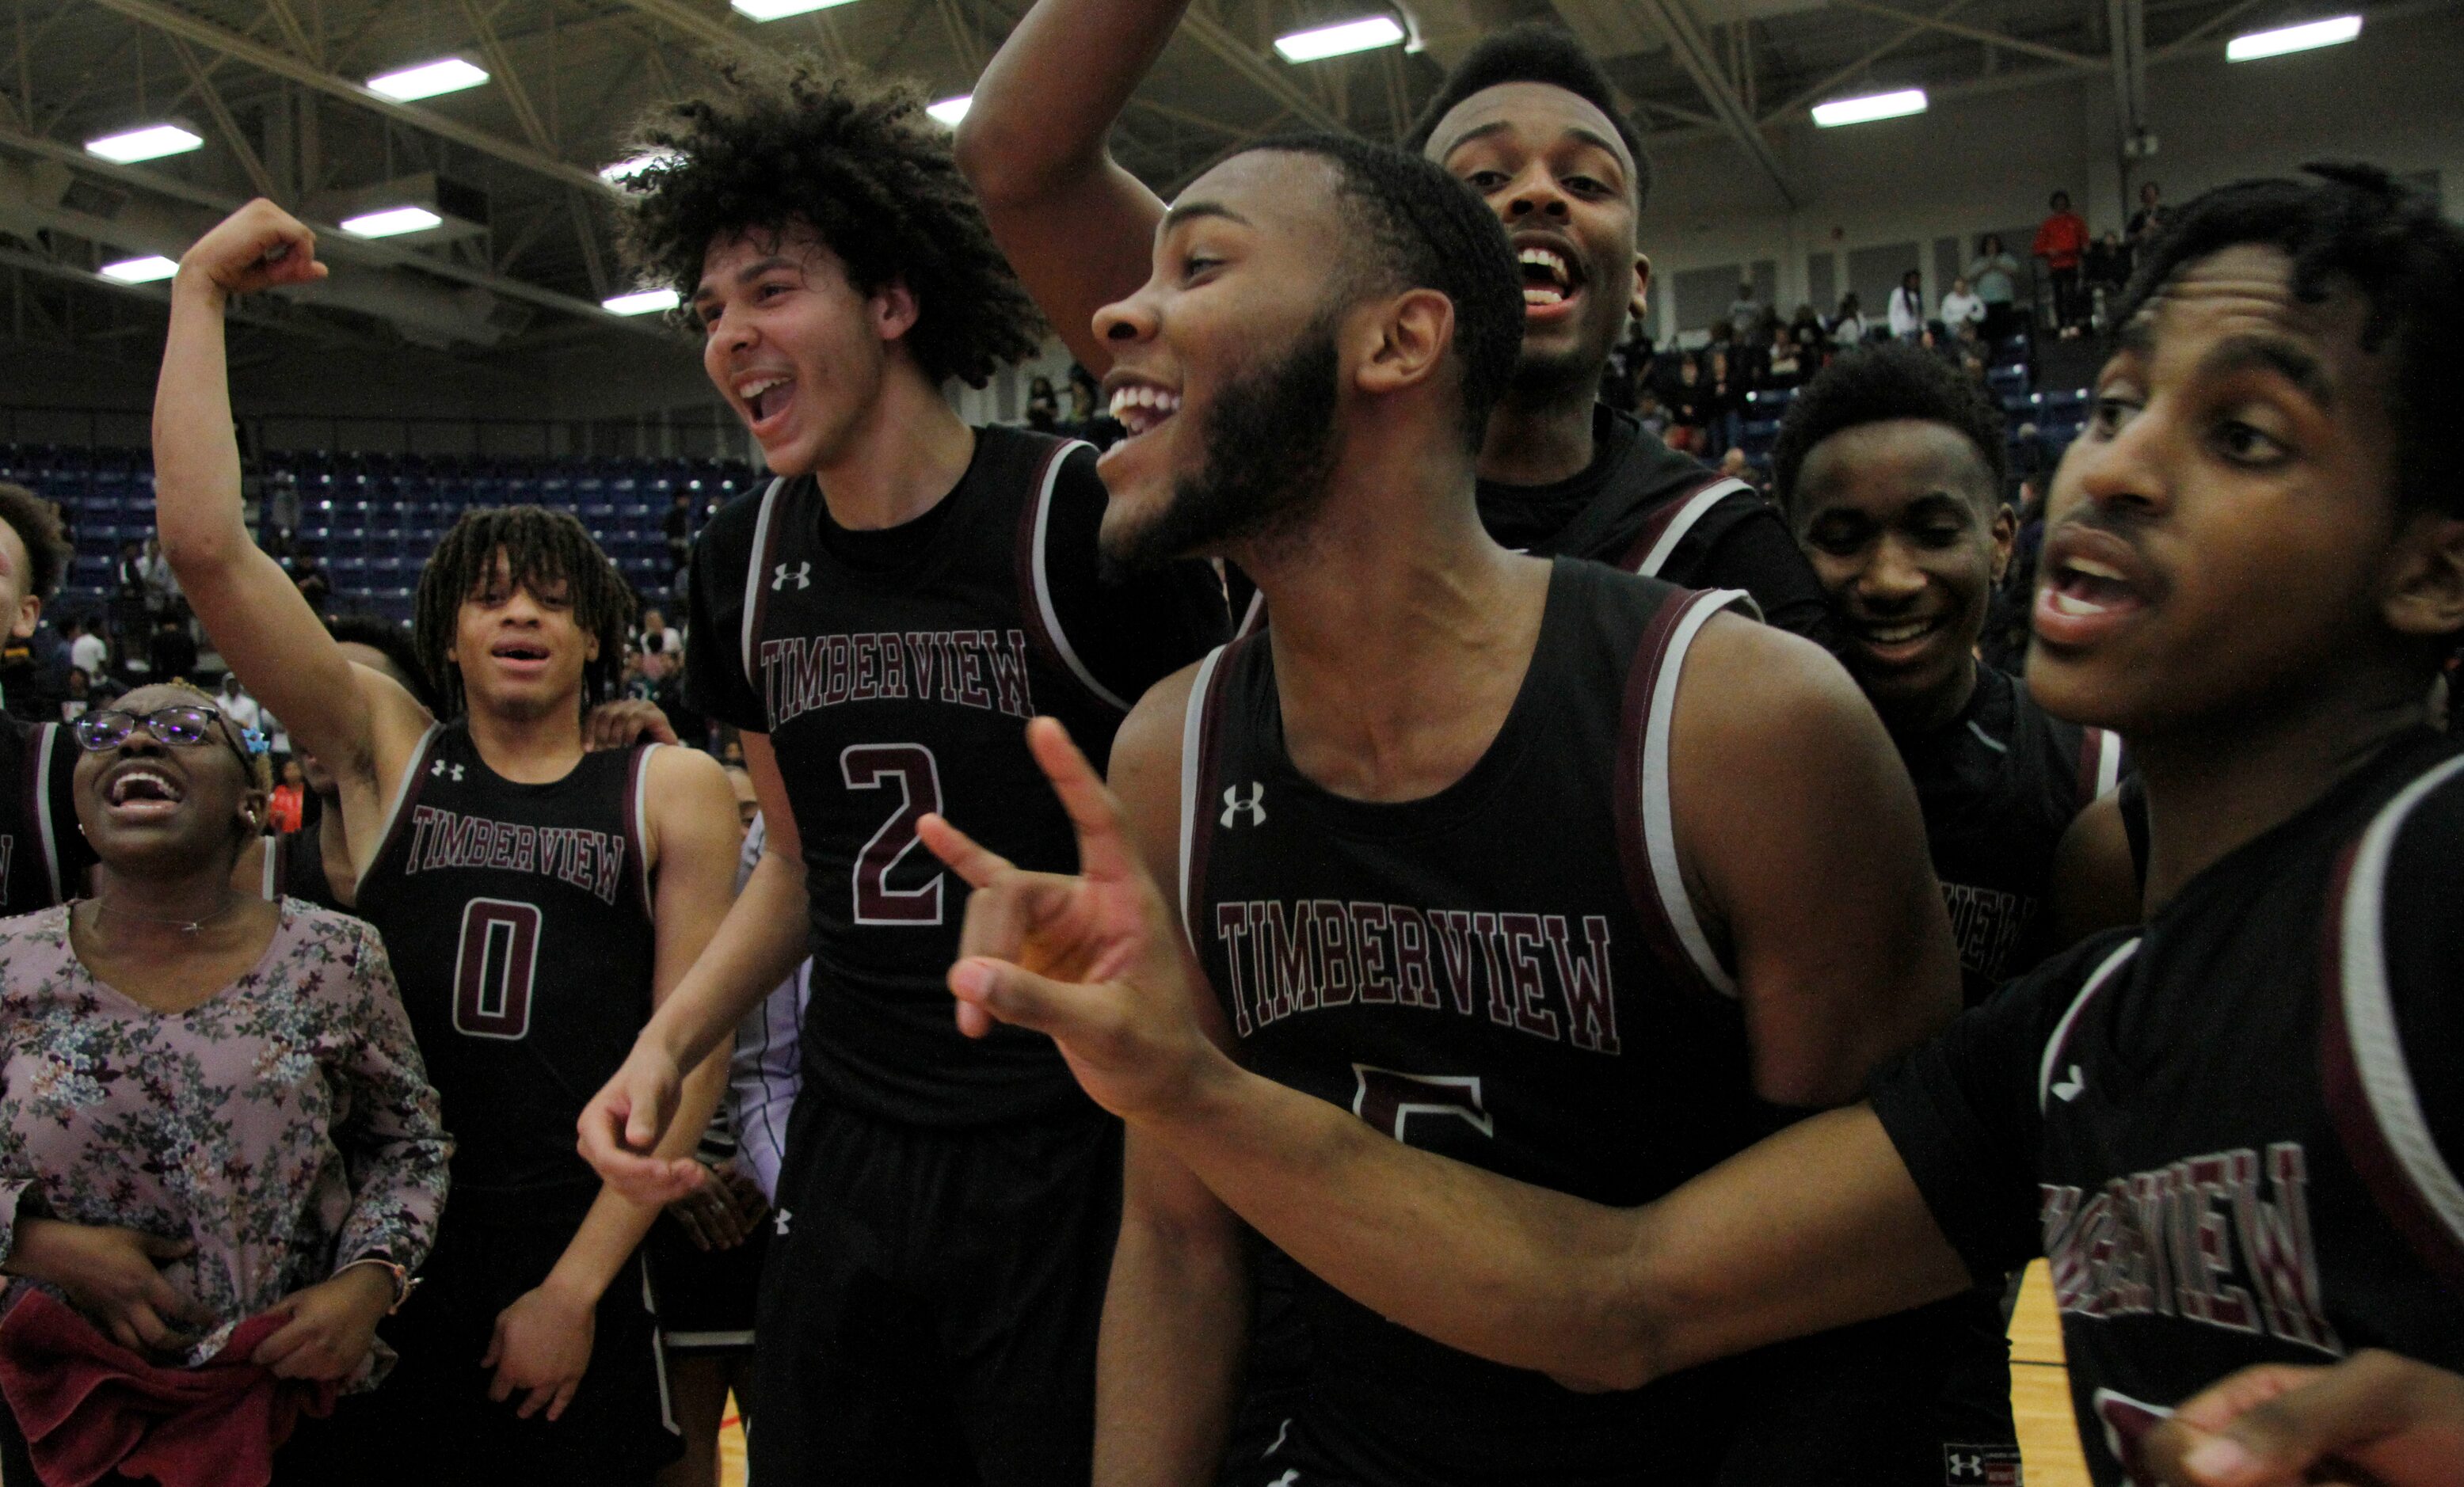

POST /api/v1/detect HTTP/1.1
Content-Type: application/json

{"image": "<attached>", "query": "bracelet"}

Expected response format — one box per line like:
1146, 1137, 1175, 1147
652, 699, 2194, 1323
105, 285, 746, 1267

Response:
337, 1255, 420, 1314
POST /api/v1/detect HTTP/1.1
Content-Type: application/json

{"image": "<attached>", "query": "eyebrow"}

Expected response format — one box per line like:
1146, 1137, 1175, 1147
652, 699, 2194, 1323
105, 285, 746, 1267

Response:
1160, 201, 1251, 234
2196, 333, 2335, 409
1440, 120, 1629, 175
692, 255, 800, 302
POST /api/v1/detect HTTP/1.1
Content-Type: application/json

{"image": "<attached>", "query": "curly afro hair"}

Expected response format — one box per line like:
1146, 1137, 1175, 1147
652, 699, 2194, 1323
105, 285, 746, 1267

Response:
1771, 343, 2008, 519
615, 51, 1044, 389
1402, 23, 1654, 212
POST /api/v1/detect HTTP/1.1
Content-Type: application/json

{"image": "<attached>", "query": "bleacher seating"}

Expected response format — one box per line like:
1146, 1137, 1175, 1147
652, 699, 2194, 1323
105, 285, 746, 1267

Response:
2, 447, 759, 626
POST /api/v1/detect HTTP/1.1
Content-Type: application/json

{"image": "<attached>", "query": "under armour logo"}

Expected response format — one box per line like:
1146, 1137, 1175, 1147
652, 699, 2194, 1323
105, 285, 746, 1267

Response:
2052, 1064, 2086, 1102
772, 561, 811, 591
430, 760, 464, 782
1950, 1455, 1980, 1477
1221, 783, 1266, 828
773, 1207, 792, 1236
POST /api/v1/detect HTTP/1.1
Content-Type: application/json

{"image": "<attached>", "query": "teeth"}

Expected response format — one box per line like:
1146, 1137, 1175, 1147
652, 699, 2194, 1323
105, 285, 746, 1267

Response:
109, 769, 177, 805
1107, 384, 1182, 435
2049, 589, 2110, 616
737, 375, 789, 403
1863, 619, 1935, 644
2065, 557, 2128, 582
1516, 246, 1570, 287
1523, 286, 1566, 306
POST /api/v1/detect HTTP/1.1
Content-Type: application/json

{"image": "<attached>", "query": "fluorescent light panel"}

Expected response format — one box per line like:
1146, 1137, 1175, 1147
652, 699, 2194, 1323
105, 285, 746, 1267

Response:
1811, 88, 1929, 127
600, 150, 675, 184
366, 58, 489, 101
2226, 14, 2360, 59
1272, 16, 1406, 62
729, 0, 857, 19
927, 95, 973, 126
340, 206, 444, 238
101, 255, 180, 284
604, 287, 681, 316
85, 124, 204, 163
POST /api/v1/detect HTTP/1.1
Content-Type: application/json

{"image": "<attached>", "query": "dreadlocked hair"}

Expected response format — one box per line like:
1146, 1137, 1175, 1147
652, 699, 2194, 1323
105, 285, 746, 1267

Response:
1401, 23, 1654, 211
0, 482, 67, 599
2114, 162, 2464, 517
413, 508, 636, 719
614, 50, 1045, 388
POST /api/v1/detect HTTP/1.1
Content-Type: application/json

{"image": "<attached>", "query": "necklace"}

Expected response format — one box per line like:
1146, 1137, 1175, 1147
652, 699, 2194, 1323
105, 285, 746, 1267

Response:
90, 893, 246, 936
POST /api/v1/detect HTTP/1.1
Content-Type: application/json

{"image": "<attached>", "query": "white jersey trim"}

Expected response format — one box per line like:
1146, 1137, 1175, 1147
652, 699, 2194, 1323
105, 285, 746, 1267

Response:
375, 723, 447, 862
739, 476, 788, 686
31, 723, 63, 903
261, 837, 280, 901
1026, 441, 1131, 713
2038, 937, 2141, 1112
1633, 477, 1753, 578
1234, 588, 1266, 638
1177, 645, 1228, 946
633, 741, 663, 919
2093, 730, 2126, 798
2336, 751, 2464, 1253
1641, 588, 1752, 998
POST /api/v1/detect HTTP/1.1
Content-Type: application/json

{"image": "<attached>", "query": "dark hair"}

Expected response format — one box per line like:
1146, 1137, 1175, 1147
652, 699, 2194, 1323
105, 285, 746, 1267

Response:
1401, 23, 1654, 212
1241, 134, 1525, 451
2115, 162, 2464, 517
0, 483, 67, 599
615, 50, 1043, 388
1771, 342, 2009, 515
2051, 190, 2071, 209
412, 508, 636, 718
328, 614, 440, 713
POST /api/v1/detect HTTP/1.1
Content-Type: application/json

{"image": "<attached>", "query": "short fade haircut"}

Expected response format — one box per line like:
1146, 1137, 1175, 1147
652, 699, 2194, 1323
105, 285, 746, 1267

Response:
615, 49, 1043, 388
0, 483, 67, 599
1401, 24, 1654, 212
1236, 134, 1524, 451
329, 614, 440, 714
1771, 343, 2009, 517
413, 507, 637, 719
2116, 162, 2464, 518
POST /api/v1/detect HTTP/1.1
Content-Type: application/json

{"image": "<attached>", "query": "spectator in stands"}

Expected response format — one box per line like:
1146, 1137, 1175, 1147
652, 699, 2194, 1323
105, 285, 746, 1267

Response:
112, 541, 149, 645
639, 607, 684, 659
1634, 388, 1669, 440
147, 614, 198, 686
1024, 375, 1062, 432
60, 665, 93, 720
66, 617, 107, 683
1887, 269, 1925, 342
2085, 230, 2132, 329
1667, 357, 1709, 453
266, 470, 301, 545
289, 549, 329, 614
1789, 303, 1827, 353
665, 491, 695, 588
136, 536, 179, 619
2126, 180, 2167, 249
1705, 348, 1742, 458
269, 756, 307, 834
217, 672, 263, 734
2032, 189, 2089, 336
1966, 234, 2022, 344
1830, 291, 1868, 344
1727, 282, 1761, 338
1761, 325, 1806, 390
1939, 275, 1984, 335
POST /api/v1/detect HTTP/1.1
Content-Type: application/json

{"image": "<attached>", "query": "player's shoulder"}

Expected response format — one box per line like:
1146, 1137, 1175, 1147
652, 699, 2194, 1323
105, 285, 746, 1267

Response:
1680, 600, 1865, 736
640, 741, 738, 832
2340, 733, 2464, 960
698, 472, 798, 552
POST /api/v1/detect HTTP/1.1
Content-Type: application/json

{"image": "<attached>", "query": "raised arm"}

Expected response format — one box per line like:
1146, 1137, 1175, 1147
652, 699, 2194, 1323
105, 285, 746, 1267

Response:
953, 0, 1178, 373
1670, 615, 1961, 1106
155, 200, 432, 835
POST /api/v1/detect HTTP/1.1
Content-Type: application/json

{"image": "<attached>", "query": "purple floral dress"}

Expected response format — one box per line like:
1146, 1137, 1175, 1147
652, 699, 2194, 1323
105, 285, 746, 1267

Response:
0, 900, 449, 1367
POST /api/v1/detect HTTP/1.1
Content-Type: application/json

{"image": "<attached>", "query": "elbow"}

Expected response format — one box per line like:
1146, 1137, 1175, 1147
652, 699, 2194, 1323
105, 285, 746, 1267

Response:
154, 507, 238, 577
954, 116, 1089, 213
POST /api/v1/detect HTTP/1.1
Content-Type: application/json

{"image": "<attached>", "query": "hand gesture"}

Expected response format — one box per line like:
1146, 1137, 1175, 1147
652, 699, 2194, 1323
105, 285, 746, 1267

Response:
482, 1283, 596, 1422
250, 1265, 394, 1381
179, 199, 329, 298
585, 699, 680, 751
7, 1219, 216, 1355
666, 1160, 767, 1251
2143, 1351, 2464, 1486
915, 716, 1227, 1123
577, 1039, 704, 1204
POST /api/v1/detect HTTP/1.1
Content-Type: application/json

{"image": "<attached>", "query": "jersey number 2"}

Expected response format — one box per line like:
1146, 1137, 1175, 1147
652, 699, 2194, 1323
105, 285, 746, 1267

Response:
842, 744, 945, 926
455, 898, 542, 1040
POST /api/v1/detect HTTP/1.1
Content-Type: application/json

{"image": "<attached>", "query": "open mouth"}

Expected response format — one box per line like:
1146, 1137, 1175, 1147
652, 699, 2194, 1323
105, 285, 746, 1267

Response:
103, 764, 185, 818
736, 374, 795, 428
1517, 245, 1582, 310
1107, 382, 1182, 439
491, 641, 552, 668
1852, 613, 1948, 659
2035, 527, 2155, 647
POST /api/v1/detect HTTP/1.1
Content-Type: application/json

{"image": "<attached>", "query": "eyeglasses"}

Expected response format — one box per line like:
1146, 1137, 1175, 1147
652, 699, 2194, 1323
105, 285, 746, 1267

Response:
73, 705, 265, 770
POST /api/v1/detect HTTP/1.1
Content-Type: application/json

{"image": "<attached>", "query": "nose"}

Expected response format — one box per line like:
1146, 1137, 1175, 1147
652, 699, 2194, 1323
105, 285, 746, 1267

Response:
1093, 285, 1160, 347
1857, 534, 1929, 607
2059, 401, 2169, 521
1501, 163, 1571, 223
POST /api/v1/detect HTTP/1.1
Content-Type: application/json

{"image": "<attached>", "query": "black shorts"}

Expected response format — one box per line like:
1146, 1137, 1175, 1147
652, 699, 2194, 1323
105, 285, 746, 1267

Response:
748, 1094, 1121, 1487
281, 1214, 681, 1487
648, 1214, 765, 1356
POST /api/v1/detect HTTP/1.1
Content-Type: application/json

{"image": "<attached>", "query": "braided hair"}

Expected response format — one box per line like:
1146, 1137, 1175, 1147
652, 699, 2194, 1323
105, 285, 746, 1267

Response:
412, 507, 635, 719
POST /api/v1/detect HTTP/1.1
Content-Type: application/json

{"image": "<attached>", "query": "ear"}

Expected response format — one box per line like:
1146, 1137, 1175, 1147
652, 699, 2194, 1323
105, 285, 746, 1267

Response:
237, 784, 271, 837
871, 277, 922, 346
1989, 503, 2018, 584
2381, 511, 2464, 645
1353, 288, 1456, 402
584, 630, 602, 664
1628, 253, 1653, 325
10, 593, 40, 642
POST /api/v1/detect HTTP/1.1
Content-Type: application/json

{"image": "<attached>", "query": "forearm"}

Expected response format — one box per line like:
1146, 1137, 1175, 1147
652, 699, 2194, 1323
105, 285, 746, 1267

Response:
154, 275, 251, 568
550, 1045, 729, 1303
1094, 1207, 1250, 1485
957, 0, 1185, 203
641, 850, 811, 1071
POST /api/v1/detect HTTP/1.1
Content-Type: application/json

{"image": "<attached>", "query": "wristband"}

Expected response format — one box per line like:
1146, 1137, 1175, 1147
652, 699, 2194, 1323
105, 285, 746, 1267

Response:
338, 1255, 420, 1314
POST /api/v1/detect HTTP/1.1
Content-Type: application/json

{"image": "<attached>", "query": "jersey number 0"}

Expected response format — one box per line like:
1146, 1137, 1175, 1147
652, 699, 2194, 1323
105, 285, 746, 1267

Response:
842, 744, 946, 926
455, 898, 543, 1040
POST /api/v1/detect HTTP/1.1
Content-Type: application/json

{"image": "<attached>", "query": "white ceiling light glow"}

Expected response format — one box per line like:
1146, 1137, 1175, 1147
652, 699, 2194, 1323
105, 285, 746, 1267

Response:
85, 124, 204, 163
366, 58, 490, 101
927, 95, 973, 126
101, 256, 181, 284
600, 150, 676, 184
1811, 88, 1929, 127
2226, 15, 2361, 60
340, 206, 444, 238
604, 287, 681, 316
1272, 16, 1406, 62
729, 0, 858, 20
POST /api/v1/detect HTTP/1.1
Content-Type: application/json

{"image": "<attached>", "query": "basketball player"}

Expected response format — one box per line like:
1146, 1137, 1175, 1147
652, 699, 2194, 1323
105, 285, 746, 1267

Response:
912, 131, 1955, 1485
572, 57, 1228, 1485
920, 165, 2464, 1487
0, 484, 94, 914
957, 5, 1838, 645
153, 199, 745, 1487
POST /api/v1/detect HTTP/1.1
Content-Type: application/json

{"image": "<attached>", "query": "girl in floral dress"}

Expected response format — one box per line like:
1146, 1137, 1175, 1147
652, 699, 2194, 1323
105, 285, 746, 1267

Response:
0, 682, 449, 1483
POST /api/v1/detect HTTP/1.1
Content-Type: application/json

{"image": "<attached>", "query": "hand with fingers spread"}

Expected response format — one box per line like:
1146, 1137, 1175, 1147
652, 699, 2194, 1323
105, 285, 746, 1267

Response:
915, 716, 1232, 1124
249, 1264, 395, 1382
483, 1281, 596, 1422
577, 1039, 706, 1206
3, 1218, 218, 1356
2142, 1352, 2464, 1486
585, 698, 680, 752
177, 198, 330, 301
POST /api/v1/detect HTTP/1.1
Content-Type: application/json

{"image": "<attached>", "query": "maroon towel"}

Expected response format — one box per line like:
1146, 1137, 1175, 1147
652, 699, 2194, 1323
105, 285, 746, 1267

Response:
0, 1288, 337, 1487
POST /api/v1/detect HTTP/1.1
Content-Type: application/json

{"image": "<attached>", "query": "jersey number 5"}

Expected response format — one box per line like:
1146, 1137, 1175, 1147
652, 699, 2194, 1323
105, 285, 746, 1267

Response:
842, 744, 946, 926
455, 898, 542, 1040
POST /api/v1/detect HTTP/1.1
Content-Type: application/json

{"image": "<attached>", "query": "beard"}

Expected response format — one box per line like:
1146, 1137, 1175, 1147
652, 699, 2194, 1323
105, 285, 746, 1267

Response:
1101, 318, 1344, 580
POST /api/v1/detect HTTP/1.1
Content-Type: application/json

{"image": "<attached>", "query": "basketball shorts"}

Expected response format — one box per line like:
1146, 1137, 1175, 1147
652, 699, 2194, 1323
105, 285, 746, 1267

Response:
748, 1094, 1122, 1487
647, 1214, 764, 1356
280, 1211, 680, 1487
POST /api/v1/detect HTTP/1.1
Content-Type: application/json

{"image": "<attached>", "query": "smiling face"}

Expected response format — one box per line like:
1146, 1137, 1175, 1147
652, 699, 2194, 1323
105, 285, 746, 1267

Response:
695, 222, 916, 477
444, 553, 598, 723
1423, 82, 1643, 395
2028, 244, 2425, 736
0, 519, 41, 643
73, 686, 264, 876
1796, 419, 2011, 726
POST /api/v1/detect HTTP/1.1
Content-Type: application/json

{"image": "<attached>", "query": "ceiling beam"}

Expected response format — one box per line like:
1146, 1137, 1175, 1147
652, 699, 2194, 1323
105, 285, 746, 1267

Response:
1827, 0, 2102, 71
1763, 0, 1977, 122
1632, 0, 1796, 207
166, 36, 284, 203
2150, 0, 2267, 59
455, 0, 558, 154
615, 0, 759, 59
258, 0, 318, 66
1179, 7, 1348, 135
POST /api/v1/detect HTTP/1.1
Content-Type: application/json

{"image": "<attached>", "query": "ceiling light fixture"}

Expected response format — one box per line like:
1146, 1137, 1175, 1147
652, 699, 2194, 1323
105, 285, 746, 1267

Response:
100, 256, 181, 284
2226, 14, 2361, 60
1272, 16, 1406, 62
84, 124, 204, 163
729, 0, 858, 20
927, 95, 973, 126
600, 151, 676, 184
1811, 88, 1929, 127
366, 58, 490, 101
340, 206, 444, 238
604, 288, 682, 316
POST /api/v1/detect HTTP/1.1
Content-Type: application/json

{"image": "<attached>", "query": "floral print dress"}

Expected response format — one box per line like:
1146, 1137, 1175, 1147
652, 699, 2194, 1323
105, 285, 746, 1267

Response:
0, 900, 450, 1367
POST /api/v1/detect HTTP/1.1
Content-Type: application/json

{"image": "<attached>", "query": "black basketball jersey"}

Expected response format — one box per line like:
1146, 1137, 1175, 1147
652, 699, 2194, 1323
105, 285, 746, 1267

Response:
1476, 403, 1843, 657
1872, 728, 2464, 1487
684, 424, 1228, 1127
0, 720, 91, 917
257, 823, 345, 913
1182, 559, 1767, 1484
354, 723, 659, 1222
1900, 664, 2125, 1003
